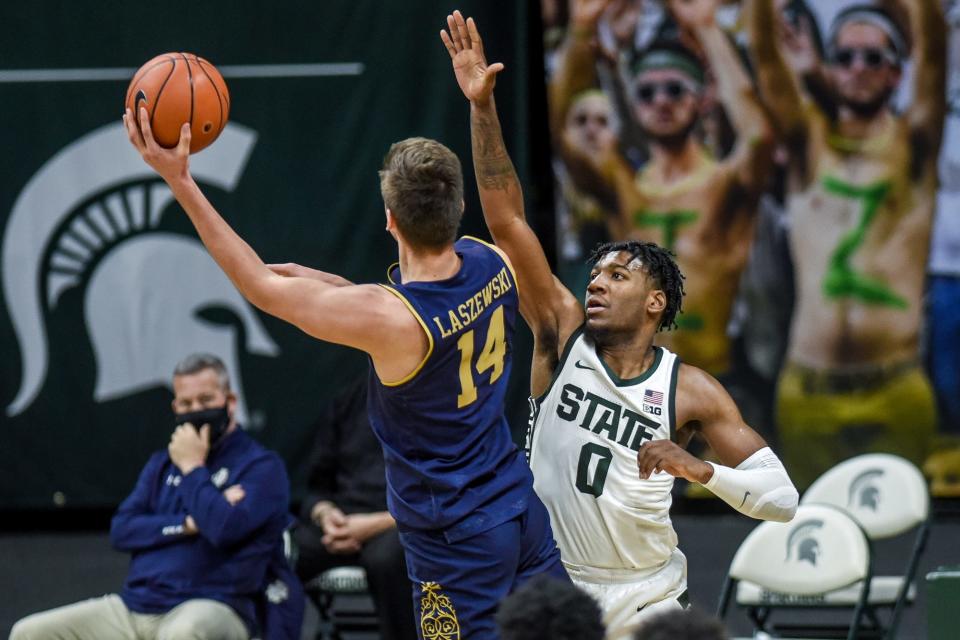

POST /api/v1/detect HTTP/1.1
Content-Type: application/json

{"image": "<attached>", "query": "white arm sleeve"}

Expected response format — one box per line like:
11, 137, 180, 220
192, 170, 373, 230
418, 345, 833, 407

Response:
702, 447, 798, 522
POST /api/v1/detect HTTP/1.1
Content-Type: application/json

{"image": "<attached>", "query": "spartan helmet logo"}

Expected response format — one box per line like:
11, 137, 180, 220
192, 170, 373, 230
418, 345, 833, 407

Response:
786, 519, 824, 566
848, 468, 884, 512
2, 121, 279, 422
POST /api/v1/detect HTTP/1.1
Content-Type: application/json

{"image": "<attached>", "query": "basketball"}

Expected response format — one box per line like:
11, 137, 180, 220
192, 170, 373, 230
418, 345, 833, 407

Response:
125, 53, 230, 154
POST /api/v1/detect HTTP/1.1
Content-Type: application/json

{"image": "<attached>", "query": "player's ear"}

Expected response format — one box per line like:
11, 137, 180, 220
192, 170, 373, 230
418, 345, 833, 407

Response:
384, 208, 401, 242
460, 199, 465, 214
648, 289, 666, 315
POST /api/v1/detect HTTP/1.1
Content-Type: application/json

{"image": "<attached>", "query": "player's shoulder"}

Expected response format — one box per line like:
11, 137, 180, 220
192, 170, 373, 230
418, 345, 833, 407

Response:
459, 235, 518, 279
342, 282, 415, 312
367, 283, 426, 326
674, 363, 737, 423
458, 234, 500, 254
325, 283, 424, 339
676, 362, 727, 402
675, 362, 721, 393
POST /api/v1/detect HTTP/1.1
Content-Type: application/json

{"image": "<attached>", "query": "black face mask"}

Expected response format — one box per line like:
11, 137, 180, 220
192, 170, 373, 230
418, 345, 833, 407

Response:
174, 405, 231, 446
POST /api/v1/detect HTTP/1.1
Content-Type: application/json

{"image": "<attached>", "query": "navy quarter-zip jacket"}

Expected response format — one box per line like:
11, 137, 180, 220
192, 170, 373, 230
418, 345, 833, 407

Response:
110, 428, 289, 633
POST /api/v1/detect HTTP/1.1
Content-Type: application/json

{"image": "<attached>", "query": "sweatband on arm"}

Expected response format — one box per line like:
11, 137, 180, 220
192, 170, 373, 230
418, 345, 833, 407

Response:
702, 447, 798, 522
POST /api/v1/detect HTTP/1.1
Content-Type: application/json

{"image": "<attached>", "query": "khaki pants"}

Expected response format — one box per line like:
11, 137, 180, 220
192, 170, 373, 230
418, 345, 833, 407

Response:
777, 363, 937, 489
10, 594, 249, 640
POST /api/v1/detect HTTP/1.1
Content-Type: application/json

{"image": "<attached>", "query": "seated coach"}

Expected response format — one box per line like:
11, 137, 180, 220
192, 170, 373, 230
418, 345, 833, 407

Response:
11, 353, 301, 640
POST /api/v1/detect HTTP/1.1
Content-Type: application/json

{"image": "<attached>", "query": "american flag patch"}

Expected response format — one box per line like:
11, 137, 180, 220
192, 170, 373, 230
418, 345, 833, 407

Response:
644, 389, 663, 405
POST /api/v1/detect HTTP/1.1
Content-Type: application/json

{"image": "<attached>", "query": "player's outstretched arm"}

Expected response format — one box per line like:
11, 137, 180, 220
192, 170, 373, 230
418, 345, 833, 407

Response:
441, 11, 581, 348
267, 263, 354, 287
671, 0, 774, 196
638, 364, 798, 522
122, 108, 419, 373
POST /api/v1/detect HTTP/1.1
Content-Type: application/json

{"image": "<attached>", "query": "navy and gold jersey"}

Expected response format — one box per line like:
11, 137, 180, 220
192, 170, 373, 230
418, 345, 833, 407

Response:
367, 236, 532, 543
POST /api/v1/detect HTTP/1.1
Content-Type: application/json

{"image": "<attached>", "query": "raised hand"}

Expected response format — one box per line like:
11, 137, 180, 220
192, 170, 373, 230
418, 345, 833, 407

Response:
123, 107, 191, 185
441, 10, 504, 105
669, 0, 720, 30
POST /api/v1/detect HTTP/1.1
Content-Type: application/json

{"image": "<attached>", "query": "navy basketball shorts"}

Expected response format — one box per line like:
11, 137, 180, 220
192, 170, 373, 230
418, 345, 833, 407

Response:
399, 492, 569, 640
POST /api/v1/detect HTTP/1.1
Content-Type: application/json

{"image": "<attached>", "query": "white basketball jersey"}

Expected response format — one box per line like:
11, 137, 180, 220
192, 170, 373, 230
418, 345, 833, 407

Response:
528, 329, 681, 571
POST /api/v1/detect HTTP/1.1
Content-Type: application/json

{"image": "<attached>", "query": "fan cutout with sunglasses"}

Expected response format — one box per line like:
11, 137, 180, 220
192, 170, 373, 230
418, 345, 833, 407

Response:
635, 80, 699, 105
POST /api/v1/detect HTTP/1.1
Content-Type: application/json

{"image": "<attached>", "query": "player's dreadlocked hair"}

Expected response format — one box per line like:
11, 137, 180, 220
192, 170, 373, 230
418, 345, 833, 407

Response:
587, 240, 686, 332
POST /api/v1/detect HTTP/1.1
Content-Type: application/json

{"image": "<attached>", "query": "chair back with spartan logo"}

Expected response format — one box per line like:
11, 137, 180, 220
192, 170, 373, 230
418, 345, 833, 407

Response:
803, 453, 929, 539
802, 453, 931, 636
717, 504, 872, 640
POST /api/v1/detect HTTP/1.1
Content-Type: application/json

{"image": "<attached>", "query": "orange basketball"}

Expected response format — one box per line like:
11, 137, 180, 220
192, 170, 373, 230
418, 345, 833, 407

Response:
125, 53, 230, 154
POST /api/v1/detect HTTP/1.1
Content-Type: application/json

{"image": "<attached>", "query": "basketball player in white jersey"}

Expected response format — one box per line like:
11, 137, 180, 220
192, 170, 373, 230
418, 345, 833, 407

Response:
442, 10, 799, 638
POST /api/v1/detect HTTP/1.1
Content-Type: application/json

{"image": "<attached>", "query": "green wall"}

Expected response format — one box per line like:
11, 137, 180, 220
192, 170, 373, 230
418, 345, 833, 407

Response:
0, 1, 536, 508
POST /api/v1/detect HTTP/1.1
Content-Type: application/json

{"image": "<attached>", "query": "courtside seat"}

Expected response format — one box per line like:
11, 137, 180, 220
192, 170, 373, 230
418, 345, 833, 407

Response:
717, 504, 873, 640
305, 566, 379, 640
310, 566, 370, 594
724, 454, 931, 639
802, 454, 929, 540
800, 453, 930, 636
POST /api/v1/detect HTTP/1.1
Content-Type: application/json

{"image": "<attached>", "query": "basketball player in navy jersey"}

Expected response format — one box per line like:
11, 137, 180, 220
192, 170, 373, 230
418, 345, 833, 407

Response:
441, 9, 798, 637
124, 56, 566, 640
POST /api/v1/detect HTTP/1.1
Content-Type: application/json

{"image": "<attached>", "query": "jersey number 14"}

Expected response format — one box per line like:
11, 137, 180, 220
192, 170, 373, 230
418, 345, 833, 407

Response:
456, 306, 507, 408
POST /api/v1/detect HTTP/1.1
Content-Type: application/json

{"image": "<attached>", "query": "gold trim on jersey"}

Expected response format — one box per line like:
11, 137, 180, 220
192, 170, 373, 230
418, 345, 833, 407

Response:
386, 262, 400, 285
420, 582, 460, 640
461, 235, 521, 297
377, 284, 434, 386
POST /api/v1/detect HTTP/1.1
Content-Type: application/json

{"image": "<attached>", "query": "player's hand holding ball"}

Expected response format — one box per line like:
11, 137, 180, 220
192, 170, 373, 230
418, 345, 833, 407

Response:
124, 107, 192, 185
123, 53, 230, 182
125, 53, 229, 153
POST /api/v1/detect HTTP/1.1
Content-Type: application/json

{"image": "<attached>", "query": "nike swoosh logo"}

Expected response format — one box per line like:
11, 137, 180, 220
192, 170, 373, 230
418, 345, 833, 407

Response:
738, 491, 751, 508
636, 602, 648, 613
574, 360, 595, 370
